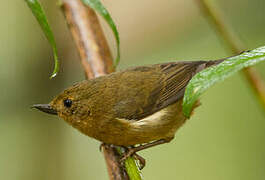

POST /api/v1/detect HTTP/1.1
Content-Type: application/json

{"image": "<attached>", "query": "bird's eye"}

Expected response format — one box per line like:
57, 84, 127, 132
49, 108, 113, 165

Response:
63, 99, 72, 108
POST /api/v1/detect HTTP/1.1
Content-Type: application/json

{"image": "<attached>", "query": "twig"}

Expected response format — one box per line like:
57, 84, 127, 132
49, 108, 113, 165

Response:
61, 0, 128, 179
195, 0, 265, 110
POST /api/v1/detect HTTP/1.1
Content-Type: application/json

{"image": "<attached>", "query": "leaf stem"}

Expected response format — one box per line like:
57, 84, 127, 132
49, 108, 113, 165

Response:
195, 0, 265, 111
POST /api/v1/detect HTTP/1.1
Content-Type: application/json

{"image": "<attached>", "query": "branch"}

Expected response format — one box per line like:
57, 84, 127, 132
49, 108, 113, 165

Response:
61, 0, 114, 79
61, 0, 129, 179
195, 0, 265, 110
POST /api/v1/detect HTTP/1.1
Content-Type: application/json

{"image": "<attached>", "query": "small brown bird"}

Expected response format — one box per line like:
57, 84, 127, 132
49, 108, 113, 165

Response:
33, 59, 224, 164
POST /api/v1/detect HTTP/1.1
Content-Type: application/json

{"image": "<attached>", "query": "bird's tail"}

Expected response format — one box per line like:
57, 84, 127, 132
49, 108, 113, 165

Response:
205, 52, 244, 67
205, 58, 225, 68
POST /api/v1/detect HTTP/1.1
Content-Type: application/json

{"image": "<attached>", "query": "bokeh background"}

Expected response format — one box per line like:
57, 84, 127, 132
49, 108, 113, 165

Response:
1, 0, 265, 179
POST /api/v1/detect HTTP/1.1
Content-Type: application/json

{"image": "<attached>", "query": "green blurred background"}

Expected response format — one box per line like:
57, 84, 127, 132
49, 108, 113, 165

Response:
1, 0, 265, 179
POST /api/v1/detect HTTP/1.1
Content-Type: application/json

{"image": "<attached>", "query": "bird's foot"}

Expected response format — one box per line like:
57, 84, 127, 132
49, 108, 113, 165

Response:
120, 148, 146, 170
120, 139, 172, 169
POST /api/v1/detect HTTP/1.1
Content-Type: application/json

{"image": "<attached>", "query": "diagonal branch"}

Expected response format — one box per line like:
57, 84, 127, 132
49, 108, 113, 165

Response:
61, 0, 114, 79
195, 0, 265, 110
61, 0, 128, 179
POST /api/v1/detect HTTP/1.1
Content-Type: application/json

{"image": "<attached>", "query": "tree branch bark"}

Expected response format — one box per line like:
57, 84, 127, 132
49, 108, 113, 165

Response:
61, 0, 114, 78
61, 0, 128, 179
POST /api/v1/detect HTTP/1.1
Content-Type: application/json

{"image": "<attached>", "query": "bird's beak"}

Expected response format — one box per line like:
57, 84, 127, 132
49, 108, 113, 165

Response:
32, 104, 58, 115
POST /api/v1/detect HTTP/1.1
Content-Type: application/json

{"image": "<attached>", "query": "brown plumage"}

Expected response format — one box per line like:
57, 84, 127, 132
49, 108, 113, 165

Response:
33, 59, 223, 157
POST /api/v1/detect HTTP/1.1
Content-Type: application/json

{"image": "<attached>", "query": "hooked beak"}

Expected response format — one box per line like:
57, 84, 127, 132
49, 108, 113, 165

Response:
32, 104, 58, 115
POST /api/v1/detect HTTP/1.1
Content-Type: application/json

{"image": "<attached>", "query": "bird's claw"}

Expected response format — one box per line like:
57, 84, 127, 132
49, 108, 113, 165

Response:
133, 153, 146, 170
99, 143, 106, 152
120, 149, 146, 170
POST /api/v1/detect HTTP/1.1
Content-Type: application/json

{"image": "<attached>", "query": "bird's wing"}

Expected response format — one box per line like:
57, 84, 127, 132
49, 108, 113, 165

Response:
113, 61, 214, 120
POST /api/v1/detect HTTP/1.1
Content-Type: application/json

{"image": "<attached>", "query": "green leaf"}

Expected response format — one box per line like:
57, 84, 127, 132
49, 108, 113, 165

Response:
116, 147, 143, 180
82, 0, 120, 67
25, 0, 59, 78
183, 46, 265, 117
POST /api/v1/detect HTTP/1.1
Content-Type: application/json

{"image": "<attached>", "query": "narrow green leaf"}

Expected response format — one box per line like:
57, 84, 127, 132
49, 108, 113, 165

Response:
25, 0, 59, 78
183, 46, 265, 117
116, 147, 143, 180
82, 0, 120, 67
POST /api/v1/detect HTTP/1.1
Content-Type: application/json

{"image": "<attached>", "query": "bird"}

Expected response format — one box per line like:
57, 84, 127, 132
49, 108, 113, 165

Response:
33, 58, 224, 167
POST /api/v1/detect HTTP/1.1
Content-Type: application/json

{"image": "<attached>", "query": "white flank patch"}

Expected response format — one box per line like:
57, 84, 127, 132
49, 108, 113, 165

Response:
133, 108, 168, 127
